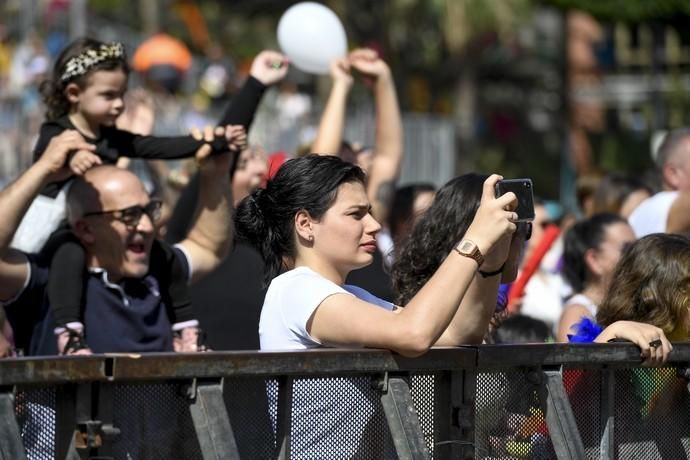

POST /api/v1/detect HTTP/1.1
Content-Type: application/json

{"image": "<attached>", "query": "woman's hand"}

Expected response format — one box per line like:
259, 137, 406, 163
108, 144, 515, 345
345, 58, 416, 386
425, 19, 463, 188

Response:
464, 174, 518, 258
223, 124, 247, 152
595, 320, 673, 366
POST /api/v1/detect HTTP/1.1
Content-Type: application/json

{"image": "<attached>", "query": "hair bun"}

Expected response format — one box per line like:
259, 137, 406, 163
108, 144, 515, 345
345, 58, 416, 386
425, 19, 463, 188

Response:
235, 187, 269, 246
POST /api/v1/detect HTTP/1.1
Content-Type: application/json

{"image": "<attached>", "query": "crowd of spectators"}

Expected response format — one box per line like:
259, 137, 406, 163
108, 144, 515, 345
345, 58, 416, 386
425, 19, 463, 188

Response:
1, 29, 690, 456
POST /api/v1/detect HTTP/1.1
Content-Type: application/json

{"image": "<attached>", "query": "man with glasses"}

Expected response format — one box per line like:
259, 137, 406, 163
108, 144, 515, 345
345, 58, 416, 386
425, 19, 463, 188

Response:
0, 127, 236, 356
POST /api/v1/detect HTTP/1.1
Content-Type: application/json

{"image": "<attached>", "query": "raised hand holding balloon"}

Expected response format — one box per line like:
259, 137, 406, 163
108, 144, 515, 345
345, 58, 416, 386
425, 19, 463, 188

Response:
277, 2, 348, 75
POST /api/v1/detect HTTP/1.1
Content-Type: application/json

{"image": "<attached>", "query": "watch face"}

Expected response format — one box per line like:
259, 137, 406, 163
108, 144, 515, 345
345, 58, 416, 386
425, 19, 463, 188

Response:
459, 240, 475, 253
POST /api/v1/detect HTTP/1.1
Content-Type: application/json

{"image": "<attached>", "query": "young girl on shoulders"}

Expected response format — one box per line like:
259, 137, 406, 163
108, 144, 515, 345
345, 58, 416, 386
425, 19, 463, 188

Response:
27, 37, 248, 354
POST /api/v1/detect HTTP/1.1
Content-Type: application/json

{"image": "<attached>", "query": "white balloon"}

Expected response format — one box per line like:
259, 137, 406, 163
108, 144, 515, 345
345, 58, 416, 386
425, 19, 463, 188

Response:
277, 2, 347, 75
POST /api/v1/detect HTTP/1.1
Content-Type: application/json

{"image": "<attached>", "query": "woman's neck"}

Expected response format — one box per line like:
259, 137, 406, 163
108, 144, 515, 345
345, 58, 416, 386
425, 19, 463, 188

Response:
294, 255, 347, 286
68, 111, 100, 139
581, 284, 605, 305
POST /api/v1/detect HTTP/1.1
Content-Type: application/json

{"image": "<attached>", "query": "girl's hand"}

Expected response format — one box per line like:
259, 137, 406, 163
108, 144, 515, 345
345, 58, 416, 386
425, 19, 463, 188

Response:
69, 150, 102, 176
595, 321, 673, 366
250, 50, 289, 86
464, 174, 518, 257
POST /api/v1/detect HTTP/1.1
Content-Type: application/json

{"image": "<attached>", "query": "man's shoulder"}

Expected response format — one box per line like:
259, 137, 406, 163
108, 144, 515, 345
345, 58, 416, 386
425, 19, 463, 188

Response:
148, 239, 191, 281
2, 251, 49, 307
629, 191, 678, 220
628, 191, 680, 237
21, 252, 49, 288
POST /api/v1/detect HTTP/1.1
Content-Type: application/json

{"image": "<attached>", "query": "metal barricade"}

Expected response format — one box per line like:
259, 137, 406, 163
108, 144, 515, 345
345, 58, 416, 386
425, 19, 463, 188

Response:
1, 344, 690, 459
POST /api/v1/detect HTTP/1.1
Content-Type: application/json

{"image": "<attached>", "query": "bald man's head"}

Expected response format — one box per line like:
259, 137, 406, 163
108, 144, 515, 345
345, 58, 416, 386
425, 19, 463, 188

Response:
656, 129, 690, 192
66, 166, 148, 226
65, 165, 157, 280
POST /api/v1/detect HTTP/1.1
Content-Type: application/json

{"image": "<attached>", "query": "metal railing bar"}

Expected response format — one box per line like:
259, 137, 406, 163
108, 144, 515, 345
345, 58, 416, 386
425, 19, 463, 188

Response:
0, 389, 26, 460
275, 376, 293, 460
2, 344, 690, 385
379, 374, 430, 460
600, 368, 616, 460
188, 379, 240, 460
543, 369, 587, 460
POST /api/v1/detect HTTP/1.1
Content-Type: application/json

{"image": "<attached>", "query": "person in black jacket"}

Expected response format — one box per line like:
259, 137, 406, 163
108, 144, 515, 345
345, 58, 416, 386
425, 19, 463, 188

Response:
166, 50, 290, 350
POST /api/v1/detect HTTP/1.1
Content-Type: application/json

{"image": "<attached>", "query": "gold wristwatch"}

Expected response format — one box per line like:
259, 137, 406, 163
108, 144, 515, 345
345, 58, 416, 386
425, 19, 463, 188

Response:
454, 239, 484, 267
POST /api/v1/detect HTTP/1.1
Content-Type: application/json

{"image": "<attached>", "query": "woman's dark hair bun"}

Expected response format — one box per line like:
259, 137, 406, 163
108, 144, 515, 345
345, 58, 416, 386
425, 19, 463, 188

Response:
236, 187, 270, 250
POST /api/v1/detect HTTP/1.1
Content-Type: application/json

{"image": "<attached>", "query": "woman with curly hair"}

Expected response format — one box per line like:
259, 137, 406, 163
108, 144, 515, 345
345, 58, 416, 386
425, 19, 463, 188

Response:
568, 234, 687, 424
393, 173, 531, 342
394, 174, 672, 364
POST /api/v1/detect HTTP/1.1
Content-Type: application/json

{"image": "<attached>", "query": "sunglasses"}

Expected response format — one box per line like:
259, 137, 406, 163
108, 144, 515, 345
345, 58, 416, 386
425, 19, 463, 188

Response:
83, 199, 163, 227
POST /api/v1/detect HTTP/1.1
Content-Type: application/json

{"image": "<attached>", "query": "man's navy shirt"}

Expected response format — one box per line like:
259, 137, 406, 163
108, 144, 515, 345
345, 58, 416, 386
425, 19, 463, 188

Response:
4, 240, 189, 355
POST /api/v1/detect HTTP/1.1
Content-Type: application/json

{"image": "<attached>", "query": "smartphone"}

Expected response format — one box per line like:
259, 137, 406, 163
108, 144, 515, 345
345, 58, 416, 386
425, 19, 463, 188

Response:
495, 178, 535, 222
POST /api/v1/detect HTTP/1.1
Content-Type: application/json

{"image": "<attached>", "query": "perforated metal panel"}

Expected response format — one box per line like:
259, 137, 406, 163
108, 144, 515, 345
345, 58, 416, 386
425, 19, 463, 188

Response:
223, 377, 277, 459
15, 386, 56, 460
613, 367, 690, 459
563, 368, 602, 459
286, 376, 395, 459
111, 382, 202, 460
474, 370, 556, 459
14, 361, 690, 459
410, 373, 437, 456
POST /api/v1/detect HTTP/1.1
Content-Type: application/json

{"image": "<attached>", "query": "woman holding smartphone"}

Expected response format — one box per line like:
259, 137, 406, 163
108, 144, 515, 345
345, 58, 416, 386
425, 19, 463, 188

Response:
235, 154, 516, 456
236, 155, 518, 355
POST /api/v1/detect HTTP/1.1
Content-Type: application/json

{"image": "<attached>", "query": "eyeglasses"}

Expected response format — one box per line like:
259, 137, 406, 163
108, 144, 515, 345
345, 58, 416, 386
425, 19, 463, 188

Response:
83, 200, 163, 227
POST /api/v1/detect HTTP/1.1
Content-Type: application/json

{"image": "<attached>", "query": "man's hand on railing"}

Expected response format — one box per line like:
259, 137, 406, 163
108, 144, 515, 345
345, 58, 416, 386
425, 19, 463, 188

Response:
595, 320, 672, 366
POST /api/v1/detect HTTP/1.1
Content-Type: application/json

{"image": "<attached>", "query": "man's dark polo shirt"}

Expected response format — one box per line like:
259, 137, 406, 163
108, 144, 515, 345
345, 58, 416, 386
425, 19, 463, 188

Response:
4, 240, 189, 355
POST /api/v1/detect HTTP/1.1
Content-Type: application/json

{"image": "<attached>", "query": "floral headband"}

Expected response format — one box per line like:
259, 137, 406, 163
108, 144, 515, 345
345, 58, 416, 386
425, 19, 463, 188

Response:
60, 42, 125, 82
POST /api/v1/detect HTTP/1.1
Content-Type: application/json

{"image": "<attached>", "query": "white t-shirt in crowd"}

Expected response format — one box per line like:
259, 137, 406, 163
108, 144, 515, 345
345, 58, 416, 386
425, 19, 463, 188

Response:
377, 228, 395, 267
563, 293, 598, 318
259, 266, 394, 351
628, 191, 679, 238
259, 266, 396, 458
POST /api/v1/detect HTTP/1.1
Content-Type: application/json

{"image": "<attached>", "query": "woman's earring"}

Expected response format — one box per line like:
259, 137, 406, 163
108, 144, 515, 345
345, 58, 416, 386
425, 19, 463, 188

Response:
308, 235, 314, 242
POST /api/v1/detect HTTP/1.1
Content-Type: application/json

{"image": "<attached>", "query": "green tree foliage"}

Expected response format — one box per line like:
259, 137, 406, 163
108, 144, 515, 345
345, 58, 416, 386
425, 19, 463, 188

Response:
545, 0, 690, 21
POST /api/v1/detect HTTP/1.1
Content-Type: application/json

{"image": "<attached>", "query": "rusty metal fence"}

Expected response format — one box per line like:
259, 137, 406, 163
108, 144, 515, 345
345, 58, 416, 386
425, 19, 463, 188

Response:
1, 344, 690, 460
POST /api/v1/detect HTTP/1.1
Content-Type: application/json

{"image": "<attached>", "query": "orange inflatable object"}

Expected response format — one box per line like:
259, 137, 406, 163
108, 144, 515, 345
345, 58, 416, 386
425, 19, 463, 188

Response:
132, 33, 192, 73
